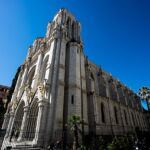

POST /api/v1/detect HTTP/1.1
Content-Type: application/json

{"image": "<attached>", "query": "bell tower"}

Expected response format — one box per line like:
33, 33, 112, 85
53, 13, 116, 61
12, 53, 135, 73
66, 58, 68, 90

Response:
44, 8, 86, 144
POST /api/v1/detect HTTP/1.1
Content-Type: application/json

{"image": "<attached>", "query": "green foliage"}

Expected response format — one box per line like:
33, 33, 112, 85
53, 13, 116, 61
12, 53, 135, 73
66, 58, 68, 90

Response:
68, 115, 81, 132
68, 115, 81, 125
107, 136, 133, 150
79, 145, 87, 150
138, 86, 150, 110
97, 136, 107, 150
68, 115, 81, 150
138, 87, 150, 99
67, 116, 136, 150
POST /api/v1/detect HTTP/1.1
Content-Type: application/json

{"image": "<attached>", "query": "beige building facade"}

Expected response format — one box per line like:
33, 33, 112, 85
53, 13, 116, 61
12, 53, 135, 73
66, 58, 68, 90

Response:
1, 9, 150, 149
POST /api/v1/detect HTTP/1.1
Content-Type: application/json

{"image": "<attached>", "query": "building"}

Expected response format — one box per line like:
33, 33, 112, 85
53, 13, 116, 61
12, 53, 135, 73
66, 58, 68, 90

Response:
0, 85, 9, 129
1, 9, 150, 149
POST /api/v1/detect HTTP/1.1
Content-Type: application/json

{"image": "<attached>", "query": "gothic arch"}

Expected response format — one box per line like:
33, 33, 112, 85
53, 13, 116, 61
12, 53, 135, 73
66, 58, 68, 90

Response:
101, 102, 105, 123
124, 109, 128, 125
72, 21, 77, 41
41, 55, 49, 81
135, 112, 139, 126
131, 112, 135, 126
27, 66, 36, 88
117, 86, 126, 105
114, 106, 119, 124
90, 72, 94, 80
24, 98, 39, 141
12, 100, 25, 139
86, 70, 96, 135
98, 73, 106, 97
109, 80, 117, 101
66, 17, 72, 38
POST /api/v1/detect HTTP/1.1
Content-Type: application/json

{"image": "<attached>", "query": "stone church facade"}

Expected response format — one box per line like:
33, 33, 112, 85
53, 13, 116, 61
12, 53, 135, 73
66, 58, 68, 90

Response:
1, 9, 150, 149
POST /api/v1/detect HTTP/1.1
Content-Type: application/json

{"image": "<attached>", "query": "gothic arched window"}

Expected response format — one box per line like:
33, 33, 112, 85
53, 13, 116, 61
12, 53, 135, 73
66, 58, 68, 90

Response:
117, 86, 126, 105
131, 112, 135, 126
71, 95, 74, 104
124, 110, 128, 125
67, 17, 71, 38
12, 101, 25, 139
72, 21, 75, 41
24, 99, 38, 141
27, 66, 36, 88
90, 73, 94, 80
98, 75, 106, 97
114, 106, 118, 124
101, 103, 105, 123
41, 56, 49, 81
109, 80, 117, 101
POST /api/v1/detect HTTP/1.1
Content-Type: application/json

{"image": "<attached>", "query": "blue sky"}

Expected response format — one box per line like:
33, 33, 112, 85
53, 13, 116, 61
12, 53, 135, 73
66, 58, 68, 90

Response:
0, 0, 150, 109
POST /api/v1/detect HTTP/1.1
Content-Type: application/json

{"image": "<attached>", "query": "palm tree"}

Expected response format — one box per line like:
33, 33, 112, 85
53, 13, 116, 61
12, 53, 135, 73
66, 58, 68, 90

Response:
138, 87, 150, 111
68, 115, 81, 150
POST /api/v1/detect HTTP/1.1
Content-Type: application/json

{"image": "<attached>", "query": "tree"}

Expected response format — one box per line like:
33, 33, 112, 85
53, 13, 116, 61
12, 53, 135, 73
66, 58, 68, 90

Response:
68, 115, 81, 150
138, 87, 150, 111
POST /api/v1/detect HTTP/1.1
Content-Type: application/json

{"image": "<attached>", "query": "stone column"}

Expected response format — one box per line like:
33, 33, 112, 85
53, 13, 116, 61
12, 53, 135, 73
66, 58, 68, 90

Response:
5, 111, 15, 138
33, 100, 47, 146
123, 89, 135, 132
104, 77, 114, 136
17, 106, 29, 141
44, 37, 60, 145
2, 113, 10, 130
114, 83, 125, 134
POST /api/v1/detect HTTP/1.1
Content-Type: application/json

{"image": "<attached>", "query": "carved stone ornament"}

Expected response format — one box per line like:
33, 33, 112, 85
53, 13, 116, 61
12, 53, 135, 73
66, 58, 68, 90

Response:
37, 81, 47, 100
117, 83, 122, 88
12, 99, 19, 111
8, 102, 13, 110
97, 69, 102, 76
25, 84, 31, 95
108, 77, 113, 83
5, 103, 12, 114
88, 65, 91, 71
27, 92, 34, 104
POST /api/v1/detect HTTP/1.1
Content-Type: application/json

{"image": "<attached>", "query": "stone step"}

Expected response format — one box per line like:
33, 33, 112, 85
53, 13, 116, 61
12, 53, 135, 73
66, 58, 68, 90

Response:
11, 145, 42, 150
12, 148, 41, 150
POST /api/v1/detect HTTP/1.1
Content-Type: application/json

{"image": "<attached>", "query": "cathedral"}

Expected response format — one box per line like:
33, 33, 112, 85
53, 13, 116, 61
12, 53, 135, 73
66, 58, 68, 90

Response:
1, 8, 150, 149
